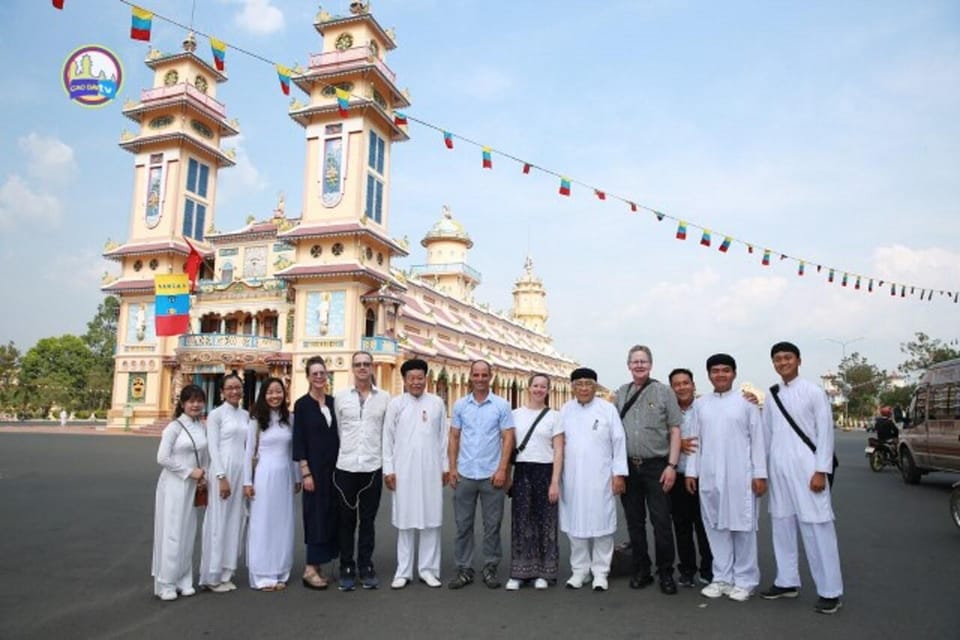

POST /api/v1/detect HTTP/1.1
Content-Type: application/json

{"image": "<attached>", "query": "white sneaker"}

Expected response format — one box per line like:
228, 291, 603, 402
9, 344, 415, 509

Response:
591, 575, 608, 592
419, 573, 441, 588
534, 578, 549, 590
728, 586, 753, 602
505, 578, 521, 591
222, 580, 237, 591
159, 590, 178, 601
390, 577, 409, 589
565, 572, 589, 589
179, 587, 196, 597
700, 581, 732, 598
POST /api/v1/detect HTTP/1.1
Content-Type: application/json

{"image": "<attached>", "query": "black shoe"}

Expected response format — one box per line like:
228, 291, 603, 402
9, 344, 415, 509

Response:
481, 564, 501, 589
447, 569, 474, 590
659, 575, 678, 595
698, 572, 713, 585
760, 584, 800, 600
814, 597, 842, 615
359, 567, 379, 590
677, 573, 696, 588
339, 566, 356, 592
629, 573, 654, 589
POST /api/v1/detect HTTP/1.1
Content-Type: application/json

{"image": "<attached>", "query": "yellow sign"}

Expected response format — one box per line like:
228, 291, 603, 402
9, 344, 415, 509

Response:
154, 274, 190, 295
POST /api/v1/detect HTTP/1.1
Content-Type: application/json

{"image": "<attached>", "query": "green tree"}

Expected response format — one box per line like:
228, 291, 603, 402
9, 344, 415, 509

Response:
898, 332, 960, 378
837, 352, 886, 420
0, 341, 20, 409
19, 335, 95, 415
83, 296, 119, 409
878, 384, 916, 413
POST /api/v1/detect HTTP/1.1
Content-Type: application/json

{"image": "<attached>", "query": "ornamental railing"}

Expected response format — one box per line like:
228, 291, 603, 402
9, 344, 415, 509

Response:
140, 83, 227, 117
178, 333, 282, 351
361, 335, 399, 355
307, 47, 397, 84
409, 262, 482, 283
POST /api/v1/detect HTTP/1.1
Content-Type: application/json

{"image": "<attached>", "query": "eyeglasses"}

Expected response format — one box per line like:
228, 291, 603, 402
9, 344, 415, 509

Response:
629, 360, 651, 366
353, 362, 373, 368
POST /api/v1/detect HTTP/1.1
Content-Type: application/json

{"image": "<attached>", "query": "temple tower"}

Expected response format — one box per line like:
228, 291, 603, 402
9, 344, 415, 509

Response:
102, 33, 238, 428
279, 3, 411, 397
511, 256, 548, 334
410, 206, 481, 302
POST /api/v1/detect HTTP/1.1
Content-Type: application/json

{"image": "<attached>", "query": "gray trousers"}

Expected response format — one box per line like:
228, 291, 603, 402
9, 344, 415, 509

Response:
453, 477, 505, 571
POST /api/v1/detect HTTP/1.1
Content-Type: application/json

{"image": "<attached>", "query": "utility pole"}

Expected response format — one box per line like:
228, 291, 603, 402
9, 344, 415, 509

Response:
825, 336, 864, 427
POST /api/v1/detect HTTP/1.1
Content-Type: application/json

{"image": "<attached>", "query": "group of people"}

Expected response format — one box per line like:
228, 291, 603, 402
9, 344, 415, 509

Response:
150, 340, 843, 615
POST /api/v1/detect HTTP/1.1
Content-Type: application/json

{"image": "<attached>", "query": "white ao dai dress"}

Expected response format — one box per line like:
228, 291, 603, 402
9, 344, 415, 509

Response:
199, 402, 249, 586
152, 416, 208, 596
243, 411, 298, 589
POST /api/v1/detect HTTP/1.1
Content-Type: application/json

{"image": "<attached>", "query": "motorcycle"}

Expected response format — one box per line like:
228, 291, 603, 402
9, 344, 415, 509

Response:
864, 436, 900, 472
951, 481, 960, 531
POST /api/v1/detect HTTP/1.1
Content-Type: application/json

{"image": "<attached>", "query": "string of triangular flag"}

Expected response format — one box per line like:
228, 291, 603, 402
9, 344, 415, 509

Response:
51, 0, 959, 306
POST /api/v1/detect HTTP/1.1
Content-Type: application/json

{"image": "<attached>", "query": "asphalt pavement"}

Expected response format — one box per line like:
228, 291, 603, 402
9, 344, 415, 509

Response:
0, 430, 957, 639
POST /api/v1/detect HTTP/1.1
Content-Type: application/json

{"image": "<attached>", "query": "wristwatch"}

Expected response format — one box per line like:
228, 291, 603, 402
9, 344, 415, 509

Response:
667, 463, 677, 470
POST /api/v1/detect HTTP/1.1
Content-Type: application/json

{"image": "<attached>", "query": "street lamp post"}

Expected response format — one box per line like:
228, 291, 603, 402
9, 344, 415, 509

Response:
825, 336, 864, 427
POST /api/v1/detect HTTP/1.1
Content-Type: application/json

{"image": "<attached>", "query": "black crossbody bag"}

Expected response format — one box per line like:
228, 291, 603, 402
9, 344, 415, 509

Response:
510, 407, 551, 466
619, 379, 653, 420
769, 384, 839, 487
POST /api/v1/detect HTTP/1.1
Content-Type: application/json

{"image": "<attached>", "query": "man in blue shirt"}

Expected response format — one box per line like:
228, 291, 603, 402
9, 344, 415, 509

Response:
448, 360, 515, 589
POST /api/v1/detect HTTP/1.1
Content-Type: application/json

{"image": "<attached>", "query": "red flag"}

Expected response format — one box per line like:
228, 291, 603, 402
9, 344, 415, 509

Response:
52, 0, 64, 8
595, 190, 606, 201
183, 238, 203, 292
522, 163, 531, 174
629, 202, 637, 212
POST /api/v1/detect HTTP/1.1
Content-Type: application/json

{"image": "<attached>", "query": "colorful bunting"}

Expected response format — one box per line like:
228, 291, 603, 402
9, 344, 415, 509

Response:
335, 87, 350, 117
482, 146, 493, 169
154, 274, 190, 336
210, 37, 227, 72
654, 211, 665, 222
798, 261, 805, 276
676, 221, 687, 240
595, 189, 606, 200
747, 245, 754, 254
901, 285, 906, 297
522, 163, 531, 174
841, 272, 849, 287
868, 279, 874, 292
855, 276, 861, 290
394, 111, 408, 126
762, 249, 771, 266
443, 131, 454, 149
558, 176, 571, 197
719, 236, 732, 253
817, 265, 822, 273
275, 64, 291, 95
828, 269, 835, 283
890, 283, 896, 296
52, 0, 64, 9
628, 201, 638, 213
700, 230, 712, 247
130, 6, 153, 41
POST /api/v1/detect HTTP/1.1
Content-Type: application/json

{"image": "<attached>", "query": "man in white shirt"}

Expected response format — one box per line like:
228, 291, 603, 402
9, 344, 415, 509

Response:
382, 358, 449, 589
333, 350, 391, 590
685, 354, 766, 603
760, 341, 843, 615
559, 367, 628, 592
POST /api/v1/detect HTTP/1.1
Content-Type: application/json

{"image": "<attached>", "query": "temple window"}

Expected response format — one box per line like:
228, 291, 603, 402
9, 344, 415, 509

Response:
365, 130, 385, 223
183, 158, 210, 241
364, 308, 376, 337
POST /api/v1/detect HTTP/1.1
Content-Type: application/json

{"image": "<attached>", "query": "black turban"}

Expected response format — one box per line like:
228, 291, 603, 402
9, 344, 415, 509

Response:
401, 358, 428, 376
570, 367, 598, 382
770, 341, 801, 358
706, 353, 737, 372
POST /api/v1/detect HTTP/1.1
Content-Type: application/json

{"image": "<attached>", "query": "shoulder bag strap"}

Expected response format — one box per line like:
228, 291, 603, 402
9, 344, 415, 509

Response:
178, 419, 202, 468
619, 379, 653, 419
516, 407, 551, 454
769, 385, 816, 454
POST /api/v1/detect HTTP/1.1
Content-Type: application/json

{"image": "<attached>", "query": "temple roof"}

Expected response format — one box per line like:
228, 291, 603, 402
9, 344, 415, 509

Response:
421, 205, 472, 248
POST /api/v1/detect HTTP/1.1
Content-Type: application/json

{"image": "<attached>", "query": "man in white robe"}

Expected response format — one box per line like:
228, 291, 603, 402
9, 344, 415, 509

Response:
760, 341, 843, 615
559, 367, 628, 592
382, 359, 449, 589
685, 354, 766, 602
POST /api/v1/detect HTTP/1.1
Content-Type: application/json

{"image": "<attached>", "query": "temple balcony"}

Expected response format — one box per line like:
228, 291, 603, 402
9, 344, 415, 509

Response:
138, 83, 227, 118
307, 46, 396, 83
361, 335, 399, 355
178, 333, 282, 352
409, 262, 482, 284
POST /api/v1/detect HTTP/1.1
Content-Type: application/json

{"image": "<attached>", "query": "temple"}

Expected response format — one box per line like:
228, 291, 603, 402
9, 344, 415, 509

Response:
102, 5, 576, 429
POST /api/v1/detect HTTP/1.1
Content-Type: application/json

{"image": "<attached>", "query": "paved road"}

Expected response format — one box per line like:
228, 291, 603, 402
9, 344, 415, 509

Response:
0, 430, 957, 639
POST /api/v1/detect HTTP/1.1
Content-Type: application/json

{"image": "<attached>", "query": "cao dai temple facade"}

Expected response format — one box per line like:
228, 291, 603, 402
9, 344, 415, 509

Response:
101, 6, 576, 430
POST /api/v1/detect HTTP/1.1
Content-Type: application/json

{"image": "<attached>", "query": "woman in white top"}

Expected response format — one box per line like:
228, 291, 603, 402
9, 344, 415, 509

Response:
243, 377, 301, 591
199, 373, 249, 592
152, 384, 208, 601
506, 373, 565, 590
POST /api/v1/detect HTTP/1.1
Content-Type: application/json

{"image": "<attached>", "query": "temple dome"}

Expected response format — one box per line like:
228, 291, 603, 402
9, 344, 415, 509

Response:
421, 205, 473, 248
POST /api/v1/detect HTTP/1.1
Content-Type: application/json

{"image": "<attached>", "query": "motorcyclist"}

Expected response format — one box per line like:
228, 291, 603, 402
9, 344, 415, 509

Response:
874, 407, 899, 443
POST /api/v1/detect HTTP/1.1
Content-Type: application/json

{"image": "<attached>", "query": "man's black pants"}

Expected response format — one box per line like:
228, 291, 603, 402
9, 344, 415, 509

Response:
669, 471, 712, 579
621, 457, 675, 578
333, 468, 383, 573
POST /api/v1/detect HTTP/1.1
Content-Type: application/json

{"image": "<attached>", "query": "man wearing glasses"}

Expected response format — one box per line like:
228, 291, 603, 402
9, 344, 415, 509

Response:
614, 345, 682, 595
333, 351, 391, 590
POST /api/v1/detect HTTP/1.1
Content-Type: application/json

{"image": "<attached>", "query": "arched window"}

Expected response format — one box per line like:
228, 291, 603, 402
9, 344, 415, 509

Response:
364, 308, 376, 337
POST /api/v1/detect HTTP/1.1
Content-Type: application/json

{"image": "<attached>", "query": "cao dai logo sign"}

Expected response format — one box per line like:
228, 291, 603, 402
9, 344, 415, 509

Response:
62, 45, 124, 108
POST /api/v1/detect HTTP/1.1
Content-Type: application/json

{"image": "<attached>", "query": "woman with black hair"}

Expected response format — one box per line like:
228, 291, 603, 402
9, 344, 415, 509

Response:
152, 384, 208, 601
243, 377, 301, 591
199, 373, 248, 592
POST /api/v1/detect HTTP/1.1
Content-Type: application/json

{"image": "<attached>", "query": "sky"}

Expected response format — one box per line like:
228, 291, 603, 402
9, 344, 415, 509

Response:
1, 0, 958, 390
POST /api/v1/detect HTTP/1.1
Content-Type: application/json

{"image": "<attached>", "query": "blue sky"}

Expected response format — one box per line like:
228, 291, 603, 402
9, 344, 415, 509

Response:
1, 0, 958, 389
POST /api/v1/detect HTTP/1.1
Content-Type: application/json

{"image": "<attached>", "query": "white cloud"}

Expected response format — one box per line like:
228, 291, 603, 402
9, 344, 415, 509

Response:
234, 0, 285, 35
0, 174, 62, 231
17, 133, 76, 183
217, 136, 268, 213
872, 245, 960, 292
